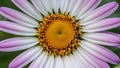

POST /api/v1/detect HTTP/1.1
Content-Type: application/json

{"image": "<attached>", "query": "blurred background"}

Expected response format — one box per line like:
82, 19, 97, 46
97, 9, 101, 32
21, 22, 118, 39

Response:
0, 0, 120, 68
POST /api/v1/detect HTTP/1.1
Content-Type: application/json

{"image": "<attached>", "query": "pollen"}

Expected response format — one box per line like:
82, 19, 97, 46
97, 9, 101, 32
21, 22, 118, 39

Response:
37, 13, 82, 56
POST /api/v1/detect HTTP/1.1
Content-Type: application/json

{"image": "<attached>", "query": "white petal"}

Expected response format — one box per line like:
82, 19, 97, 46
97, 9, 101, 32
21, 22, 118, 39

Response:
0, 21, 36, 36
0, 7, 39, 27
0, 37, 38, 52
66, 0, 78, 13
54, 56, 64, 68
80, 40, 120, 64
29, 52, 48, 68
51, 0, 60, 13
31, 0, 48, 16
38, 53, 48, 68
12, 0, 42, 20
63, 56, 73, 68
69, 54, 83, 68
60, 0, 69, 13
74, 50, 94, 68
9, 46, 42, 68
80, 18, 99, 26
70, 0, 84, 16
71, 0, 89, 16
41, 0, 52, 13
44, 55, 54, 68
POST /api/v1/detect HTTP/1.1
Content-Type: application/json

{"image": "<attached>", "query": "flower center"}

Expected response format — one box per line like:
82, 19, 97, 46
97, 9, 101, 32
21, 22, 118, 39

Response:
46, 20, 75, 49
37, 13, 82, 56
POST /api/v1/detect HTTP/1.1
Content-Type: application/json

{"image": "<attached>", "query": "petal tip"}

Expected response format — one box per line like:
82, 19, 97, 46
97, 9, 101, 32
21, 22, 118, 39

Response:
0, 7, 9, 12
0, 7, 4, 10
111, 1, 119, 7
115, 59, 120, 64
9, 64, 16, 68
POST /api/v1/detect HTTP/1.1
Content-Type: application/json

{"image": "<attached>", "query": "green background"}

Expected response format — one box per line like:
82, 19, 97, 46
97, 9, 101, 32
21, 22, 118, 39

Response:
0, 0, 120, 68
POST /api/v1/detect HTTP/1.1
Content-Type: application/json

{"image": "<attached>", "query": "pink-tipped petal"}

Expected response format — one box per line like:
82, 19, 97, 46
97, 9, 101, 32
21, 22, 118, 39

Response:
82, 32, 120, 46
9, 46, 42, 68
12, 0, 42, 20
83, 18, 120, 32
0, 21, 36, 36
86, 53, 110, 68
0, 7, 39, 27
115, 34, 120, 47
81, 2, 118, 23
78, 47, 110, 68
0, 37, 38, 52
103, 32, 120, 48
77, 0, 102, 19
80, 41, 120, 64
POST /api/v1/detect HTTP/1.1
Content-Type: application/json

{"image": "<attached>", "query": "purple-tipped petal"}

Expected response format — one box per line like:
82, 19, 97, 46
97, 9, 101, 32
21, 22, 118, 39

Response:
81, 2, 118, 23
0, 7, 39, 27
115, 34, 120, 48
0, 37, 38, 52
77, 0, 102, 19
0, 21, 37, 36
80, 41, 120, 64
78, 48, 110, 68
104, 32, 120, 48
9, 46, 42, 68
82, 32, 120, 46
83, 18, 120, 32
12, 0, 42, 20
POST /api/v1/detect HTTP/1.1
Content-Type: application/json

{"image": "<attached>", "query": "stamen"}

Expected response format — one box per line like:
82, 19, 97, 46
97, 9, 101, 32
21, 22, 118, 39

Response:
37, 13, 82, 56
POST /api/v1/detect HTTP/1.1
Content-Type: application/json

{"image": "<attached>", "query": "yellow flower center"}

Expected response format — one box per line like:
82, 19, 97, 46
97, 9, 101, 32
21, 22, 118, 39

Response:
37, 13, 82, 56
46, 20, 75, 49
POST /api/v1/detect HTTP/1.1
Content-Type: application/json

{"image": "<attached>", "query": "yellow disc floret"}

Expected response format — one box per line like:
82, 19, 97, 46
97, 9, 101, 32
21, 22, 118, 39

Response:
37, 13, 82, 56
46, 20, 75, 49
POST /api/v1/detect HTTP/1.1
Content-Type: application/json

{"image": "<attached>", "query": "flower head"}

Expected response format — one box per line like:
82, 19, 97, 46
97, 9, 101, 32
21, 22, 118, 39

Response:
0, 0, 120, 68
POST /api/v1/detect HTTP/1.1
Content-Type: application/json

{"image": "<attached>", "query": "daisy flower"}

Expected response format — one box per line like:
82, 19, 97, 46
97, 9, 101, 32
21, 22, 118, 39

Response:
0, 0, 120, 68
